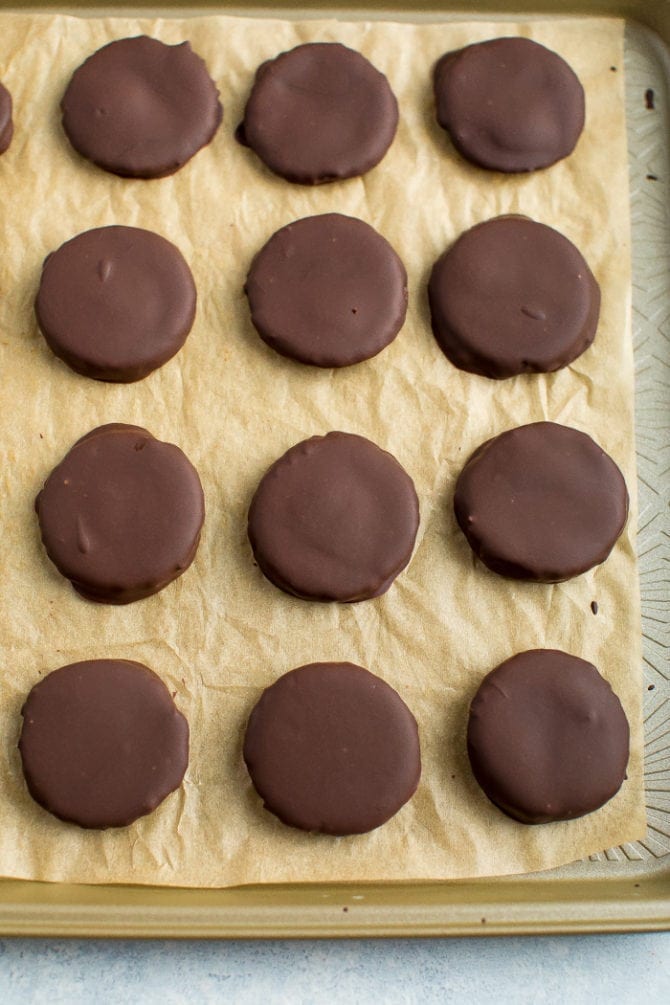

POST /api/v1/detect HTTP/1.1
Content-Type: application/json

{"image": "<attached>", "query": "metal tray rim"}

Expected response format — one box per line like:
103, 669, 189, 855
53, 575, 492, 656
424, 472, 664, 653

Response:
0, 0, 668, 938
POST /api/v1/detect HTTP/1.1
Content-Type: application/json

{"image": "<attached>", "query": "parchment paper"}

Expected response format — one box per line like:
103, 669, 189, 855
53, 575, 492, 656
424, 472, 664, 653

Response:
0, 12, 644, 886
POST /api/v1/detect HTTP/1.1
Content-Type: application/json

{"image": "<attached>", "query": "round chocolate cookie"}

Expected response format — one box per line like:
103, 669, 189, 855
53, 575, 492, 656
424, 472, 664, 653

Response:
0, 81, 13, 154
454, 422, 628, 582
238, 42, 398, 184
245, 214, 408, 367
467, 650, 630, 824
36, 423, 205, 604
428, 216, 600, 379
243, 662, 421, 835
61, 35, 222, 178
248, 432, 419, 602
19, 659, 189, 829
433, 37, 585, 172
36, 226, 197, 383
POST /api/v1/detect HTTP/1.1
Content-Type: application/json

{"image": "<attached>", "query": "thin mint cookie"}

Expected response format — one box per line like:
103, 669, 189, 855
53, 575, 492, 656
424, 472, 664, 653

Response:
434, 37, 585, 172
245, 214, 407, 367
0, 81, 13, 153
248, 432, 419, 602
61, 36, 222, 178
467, 650, 630, 823
36, 226, 196, 382
36, 424, 205, 603
244, 662, 421, 835
19, 659, 189, 829
429, 216, 599, 378
238, 43, 398, 184
453, 422, 628, 582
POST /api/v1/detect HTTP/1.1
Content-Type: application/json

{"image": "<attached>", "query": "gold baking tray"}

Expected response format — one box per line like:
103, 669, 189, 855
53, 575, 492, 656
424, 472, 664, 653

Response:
0, 0, 668, 937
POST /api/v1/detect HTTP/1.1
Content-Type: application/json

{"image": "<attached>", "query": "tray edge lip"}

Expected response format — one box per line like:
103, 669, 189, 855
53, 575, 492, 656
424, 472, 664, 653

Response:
0, 0, 668, 939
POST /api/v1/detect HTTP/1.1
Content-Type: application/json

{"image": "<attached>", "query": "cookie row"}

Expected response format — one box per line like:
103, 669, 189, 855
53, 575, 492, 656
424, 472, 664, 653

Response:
34, 212, 600, 383
34, 422, 628, 606
17, 651, 629, 834
0, 35, 585, 180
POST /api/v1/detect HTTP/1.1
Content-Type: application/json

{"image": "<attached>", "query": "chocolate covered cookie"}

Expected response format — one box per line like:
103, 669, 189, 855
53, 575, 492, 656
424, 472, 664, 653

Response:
36, 424, 205, 603
61, 36, 222, 178
36, 226, 197, 382
248, 432, 419, 602
245, 213, 408, 367
467, 650, 630, 824
19, 659, 189, 829
0, 81, 13, 154
238, 42, 398, 184
243, 662, 421, 835
453, 422, 628, 582
434, 37, 585, 172
429, 216, 600, 378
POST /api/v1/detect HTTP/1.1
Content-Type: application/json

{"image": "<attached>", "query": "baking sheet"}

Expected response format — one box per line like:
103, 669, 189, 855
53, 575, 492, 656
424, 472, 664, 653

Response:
0, 11, 645, 887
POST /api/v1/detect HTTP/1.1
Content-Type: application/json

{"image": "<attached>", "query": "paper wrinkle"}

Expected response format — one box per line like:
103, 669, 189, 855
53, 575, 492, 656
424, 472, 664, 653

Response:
0, 13, 644, 887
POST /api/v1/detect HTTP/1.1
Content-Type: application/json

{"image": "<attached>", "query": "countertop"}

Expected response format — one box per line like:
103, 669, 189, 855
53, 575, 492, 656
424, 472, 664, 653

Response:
1, 933, 669, 1002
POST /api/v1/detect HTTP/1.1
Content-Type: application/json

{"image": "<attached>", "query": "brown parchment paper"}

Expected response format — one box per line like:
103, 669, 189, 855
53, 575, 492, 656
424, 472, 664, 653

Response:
0, 12, 645, 886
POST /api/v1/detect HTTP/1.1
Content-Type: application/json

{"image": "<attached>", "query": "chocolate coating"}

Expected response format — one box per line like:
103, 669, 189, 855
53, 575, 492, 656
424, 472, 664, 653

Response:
467, 650, 630, 824
454, 422, 628, 582
429, 216, 600, 378
434, 37, 585, 172
0, 81, 13, 154
243, 662, 421, 835
61, 35, 222, 178
248, 432, 419, 602
19, 659, 189, 829
36, 226, 197, 383
238, 42, 398, 184
36, 424, 205, 603
245, 214, 408, 367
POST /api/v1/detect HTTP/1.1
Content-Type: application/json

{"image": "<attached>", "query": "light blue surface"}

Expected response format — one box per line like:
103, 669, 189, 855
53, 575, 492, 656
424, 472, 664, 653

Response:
0, 934, 669, 1003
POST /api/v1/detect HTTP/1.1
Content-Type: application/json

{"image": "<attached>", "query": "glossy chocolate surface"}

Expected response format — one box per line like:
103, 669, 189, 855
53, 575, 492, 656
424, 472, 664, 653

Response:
19, 659, 189, 829
36, 424, 205, 603
61, 35, 222, 178
36, 225, 196, 382
429, 216, 600, 378
0, 81, 13, 153
238, 42, 398, 184
244, 661, 421, 835
454, 422, 628, 582
248, 432, 419, 602
245, 213, 407, 367
467, 649, 630, 824
434, 37, 585, 172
